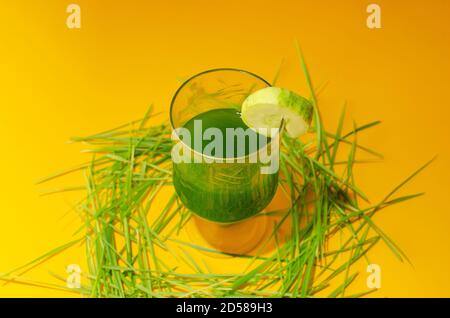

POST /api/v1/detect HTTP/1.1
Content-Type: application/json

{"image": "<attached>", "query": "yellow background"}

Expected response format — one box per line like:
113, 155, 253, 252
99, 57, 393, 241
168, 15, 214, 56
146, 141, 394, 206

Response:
1, 0, 449, 297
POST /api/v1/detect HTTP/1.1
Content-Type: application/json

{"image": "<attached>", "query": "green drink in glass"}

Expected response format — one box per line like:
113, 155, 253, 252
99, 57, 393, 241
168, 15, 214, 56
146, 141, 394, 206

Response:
170, 69, 279, 226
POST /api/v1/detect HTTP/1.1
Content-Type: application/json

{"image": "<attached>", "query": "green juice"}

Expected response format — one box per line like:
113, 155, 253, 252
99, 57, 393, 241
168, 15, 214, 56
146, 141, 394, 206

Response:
172, 108, 278, 223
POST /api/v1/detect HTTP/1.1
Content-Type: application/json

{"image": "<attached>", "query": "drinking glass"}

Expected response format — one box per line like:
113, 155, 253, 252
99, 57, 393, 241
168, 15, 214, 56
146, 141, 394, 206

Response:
170, 69, 279, 251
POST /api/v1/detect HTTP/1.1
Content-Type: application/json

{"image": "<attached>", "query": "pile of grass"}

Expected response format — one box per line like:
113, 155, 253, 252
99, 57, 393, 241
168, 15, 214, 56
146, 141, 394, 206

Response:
0, 48, 432, 297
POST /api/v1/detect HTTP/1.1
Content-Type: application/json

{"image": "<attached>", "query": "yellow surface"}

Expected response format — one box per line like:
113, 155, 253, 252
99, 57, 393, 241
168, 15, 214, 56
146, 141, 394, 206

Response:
1, 0, 450, 297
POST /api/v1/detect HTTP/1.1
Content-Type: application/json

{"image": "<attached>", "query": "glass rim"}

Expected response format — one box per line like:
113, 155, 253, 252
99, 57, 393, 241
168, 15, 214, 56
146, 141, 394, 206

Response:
170, 68, 271, 129
169, 68, 276, 161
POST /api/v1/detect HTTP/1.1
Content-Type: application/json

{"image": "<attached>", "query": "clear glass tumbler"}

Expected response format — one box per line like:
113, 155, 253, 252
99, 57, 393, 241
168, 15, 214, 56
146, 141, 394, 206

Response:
170, 69, 279, 229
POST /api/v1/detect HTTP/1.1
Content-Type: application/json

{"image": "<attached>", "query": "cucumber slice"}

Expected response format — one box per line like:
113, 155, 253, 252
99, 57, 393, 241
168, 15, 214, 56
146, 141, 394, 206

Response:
241, 87, 313, 138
